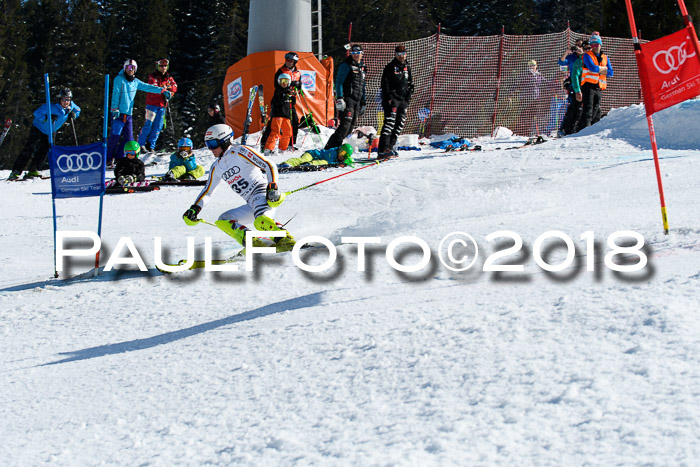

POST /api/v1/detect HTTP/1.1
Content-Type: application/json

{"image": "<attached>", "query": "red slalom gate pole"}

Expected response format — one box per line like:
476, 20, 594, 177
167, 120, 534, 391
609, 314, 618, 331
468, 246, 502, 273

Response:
624, 0, 670, 234
285, 160, 383, 196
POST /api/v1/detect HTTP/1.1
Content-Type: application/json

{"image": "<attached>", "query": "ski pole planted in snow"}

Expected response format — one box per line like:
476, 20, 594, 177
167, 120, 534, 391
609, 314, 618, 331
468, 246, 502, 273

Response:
70, 117, 79, 145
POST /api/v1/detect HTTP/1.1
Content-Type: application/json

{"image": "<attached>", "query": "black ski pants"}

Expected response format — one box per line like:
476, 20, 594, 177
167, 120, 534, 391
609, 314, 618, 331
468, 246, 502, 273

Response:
12, 125, 51, 173
324, 97, 361, 150
378, 99, 409, 153
579, 83, 603, 130
560, 94, 583, 135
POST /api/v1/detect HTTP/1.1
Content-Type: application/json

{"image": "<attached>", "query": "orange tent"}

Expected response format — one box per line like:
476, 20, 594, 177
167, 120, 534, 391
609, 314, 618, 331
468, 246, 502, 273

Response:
222, 51, 335, 139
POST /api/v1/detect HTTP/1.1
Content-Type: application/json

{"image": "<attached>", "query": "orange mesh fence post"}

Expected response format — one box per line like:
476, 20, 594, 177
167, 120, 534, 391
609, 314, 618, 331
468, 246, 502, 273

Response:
427, 24, 442, 137
491, 26, 506, 137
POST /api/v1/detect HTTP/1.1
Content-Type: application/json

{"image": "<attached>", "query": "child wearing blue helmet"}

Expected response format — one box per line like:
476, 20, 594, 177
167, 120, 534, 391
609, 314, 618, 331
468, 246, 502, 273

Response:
163, 137, 205, 181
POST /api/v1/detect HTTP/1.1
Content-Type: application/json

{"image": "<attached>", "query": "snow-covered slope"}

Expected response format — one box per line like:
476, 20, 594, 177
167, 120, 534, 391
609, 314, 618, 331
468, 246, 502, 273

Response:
1, 102, 699, 465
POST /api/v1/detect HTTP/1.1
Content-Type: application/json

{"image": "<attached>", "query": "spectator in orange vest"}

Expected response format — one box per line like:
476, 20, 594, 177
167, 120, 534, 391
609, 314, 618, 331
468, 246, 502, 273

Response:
579, 34, 613, 130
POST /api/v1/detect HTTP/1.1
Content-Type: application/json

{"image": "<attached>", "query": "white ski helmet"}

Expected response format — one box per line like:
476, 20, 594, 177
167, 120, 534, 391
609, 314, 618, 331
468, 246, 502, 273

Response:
204, 124, 234, 152
278, 73, 292, 86
123, 59, 138, 72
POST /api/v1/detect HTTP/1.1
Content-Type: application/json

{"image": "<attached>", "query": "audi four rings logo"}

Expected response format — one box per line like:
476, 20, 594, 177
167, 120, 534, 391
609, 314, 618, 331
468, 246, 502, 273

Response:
57, 152, 102, 172
222, 167, 240, 180
652, 41, 697, 75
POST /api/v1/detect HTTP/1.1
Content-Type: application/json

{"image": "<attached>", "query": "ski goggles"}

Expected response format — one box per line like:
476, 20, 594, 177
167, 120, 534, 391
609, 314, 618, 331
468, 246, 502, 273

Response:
205, 139, 221, 150
279, 78, 291, 86
157, 59, 170, 68
395, 52, 407, 57
284, 52, 298, 62
178, 146, 192, 153
350, 50, 363, 55
124, 65, 136, 71
125, 150, 138, 156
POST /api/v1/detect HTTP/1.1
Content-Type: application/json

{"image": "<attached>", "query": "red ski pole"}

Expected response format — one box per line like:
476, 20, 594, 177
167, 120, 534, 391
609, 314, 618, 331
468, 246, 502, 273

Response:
285, 160, 382, 196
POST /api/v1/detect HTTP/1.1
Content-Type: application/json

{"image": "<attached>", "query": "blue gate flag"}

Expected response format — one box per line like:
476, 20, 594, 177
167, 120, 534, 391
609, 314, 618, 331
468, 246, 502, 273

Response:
49, 142, 106, 199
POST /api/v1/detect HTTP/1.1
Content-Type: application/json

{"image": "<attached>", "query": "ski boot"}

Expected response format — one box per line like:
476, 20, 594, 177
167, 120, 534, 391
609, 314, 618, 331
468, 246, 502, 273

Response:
215, 220, 267, 246
254, 215, 296, 252
215, 220, 268, 254
8, 170, 22, 181
23, 170, 42, 179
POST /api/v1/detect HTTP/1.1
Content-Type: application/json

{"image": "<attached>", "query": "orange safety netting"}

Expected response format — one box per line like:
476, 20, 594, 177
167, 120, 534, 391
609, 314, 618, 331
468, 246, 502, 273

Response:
354, 28, 645, 138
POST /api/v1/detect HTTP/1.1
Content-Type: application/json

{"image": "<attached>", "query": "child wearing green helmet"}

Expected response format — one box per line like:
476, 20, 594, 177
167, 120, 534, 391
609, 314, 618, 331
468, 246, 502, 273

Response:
114, 141, 146, 185
278, 143, 355, 170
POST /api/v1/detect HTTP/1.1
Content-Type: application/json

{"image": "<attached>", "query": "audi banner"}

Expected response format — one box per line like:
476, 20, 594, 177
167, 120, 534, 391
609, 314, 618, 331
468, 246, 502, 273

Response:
637, 26, 700, 116
49, 142, 106, 199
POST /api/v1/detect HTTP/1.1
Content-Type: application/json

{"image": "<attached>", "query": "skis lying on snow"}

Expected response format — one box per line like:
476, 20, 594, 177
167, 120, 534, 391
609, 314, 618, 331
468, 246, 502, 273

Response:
444, 144, 481, 152
150, 178, 206, 186
441, 136, 547, 153
6, 175, 51, 181
503, 135, 547, 150
106, 185, 160, 194
278, 163, 343, 173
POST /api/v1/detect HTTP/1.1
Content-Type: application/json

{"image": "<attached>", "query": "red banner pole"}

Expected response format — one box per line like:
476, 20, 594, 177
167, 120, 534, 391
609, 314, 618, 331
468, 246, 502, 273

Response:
491, 26, 506, 137
625, 0, 670, 234
426, 23, 441, 138
677, 0, 700, 58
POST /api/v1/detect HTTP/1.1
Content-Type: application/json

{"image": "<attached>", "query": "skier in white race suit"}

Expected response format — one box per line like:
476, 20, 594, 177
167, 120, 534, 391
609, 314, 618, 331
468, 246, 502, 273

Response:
182, 124, 296, 252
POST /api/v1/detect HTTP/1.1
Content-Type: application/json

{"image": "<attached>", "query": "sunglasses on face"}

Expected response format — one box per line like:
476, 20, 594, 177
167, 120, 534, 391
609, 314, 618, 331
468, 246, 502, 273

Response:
350, 51, 363, 55
60, 97, 71, 102
205, 139, 220, 150
396, 52, 407, 56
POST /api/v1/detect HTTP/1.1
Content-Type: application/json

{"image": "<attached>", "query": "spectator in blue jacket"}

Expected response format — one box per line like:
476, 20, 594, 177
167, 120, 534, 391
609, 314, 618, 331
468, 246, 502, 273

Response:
107, 59, 171, 165
8, 88, 81, 180
162, 137, 205, 181
558, 38, 584, 76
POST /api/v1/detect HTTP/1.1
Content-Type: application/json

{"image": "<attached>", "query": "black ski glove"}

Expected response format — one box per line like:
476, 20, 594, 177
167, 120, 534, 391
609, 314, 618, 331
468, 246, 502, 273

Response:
68, 110, 77, 119
183, 204, 201, 225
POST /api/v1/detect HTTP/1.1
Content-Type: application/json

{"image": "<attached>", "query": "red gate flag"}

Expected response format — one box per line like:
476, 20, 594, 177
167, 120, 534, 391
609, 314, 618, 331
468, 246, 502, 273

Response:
637, 26, 700, 116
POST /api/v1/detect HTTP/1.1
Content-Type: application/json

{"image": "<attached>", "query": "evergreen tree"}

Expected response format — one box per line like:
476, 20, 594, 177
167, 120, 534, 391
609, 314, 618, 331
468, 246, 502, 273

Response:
53, 0, 107, 145
0, 0, 31, 169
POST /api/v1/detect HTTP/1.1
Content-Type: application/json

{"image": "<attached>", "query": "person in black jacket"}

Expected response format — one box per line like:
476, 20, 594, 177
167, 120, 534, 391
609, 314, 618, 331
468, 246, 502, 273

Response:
378, 45, 414, 158
114, 141, 146, 185
260, 52, 303, 150
264, 73, 295, 155
207, 102, 225, 127
324, 44, 367, 150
